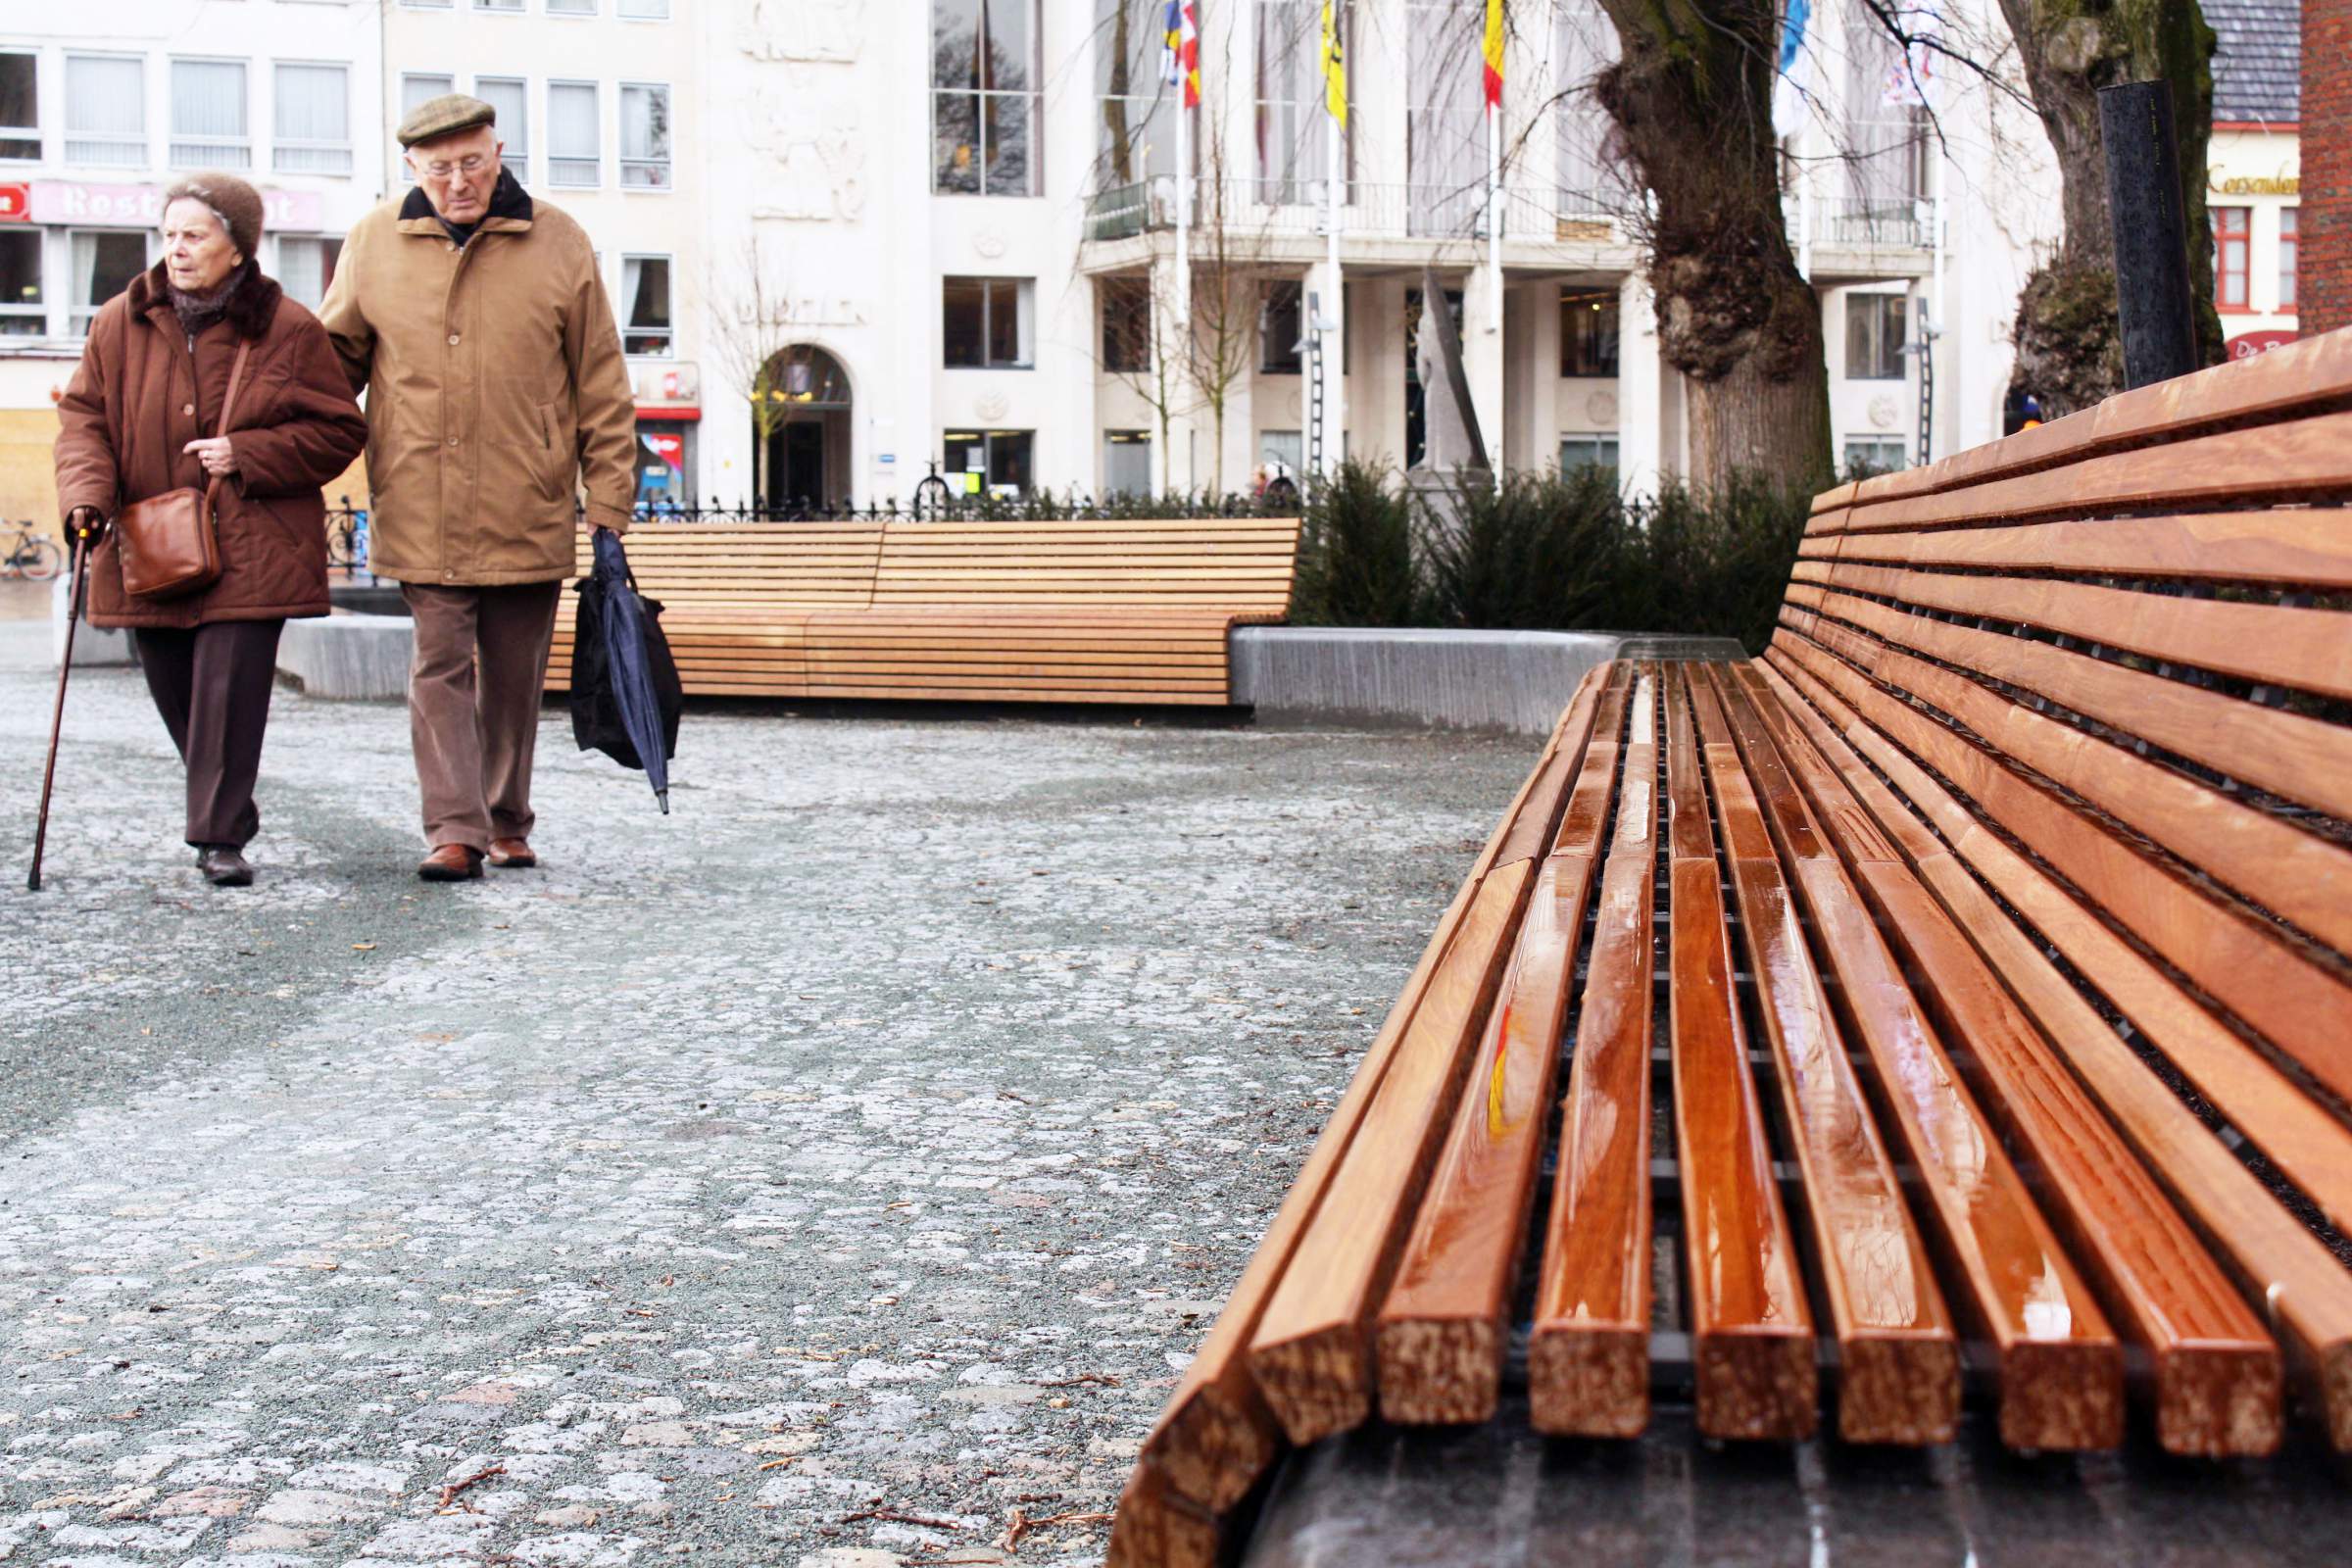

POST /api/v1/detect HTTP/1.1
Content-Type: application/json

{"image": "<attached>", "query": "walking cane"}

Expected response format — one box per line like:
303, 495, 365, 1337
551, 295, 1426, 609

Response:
28, 523, 92, 892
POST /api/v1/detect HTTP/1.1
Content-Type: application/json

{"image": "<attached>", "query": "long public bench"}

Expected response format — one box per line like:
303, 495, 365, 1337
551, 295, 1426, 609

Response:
1109, 326, 2352, 1565
543, 516, 1300, 706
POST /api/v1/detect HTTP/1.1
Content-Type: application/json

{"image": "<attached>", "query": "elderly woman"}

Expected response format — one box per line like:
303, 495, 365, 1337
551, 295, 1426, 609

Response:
54, 173, 368, 887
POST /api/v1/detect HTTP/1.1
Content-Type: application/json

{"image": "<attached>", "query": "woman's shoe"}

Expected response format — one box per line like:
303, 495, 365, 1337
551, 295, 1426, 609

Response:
196, 846, 254, 887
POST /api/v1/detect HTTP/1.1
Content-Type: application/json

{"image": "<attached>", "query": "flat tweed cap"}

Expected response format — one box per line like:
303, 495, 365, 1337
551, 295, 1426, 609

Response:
398, 92, 498, 150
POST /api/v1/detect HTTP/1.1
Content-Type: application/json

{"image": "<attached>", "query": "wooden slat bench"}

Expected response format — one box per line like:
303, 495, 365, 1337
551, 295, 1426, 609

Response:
543, 517, 1298, 706
1111, 327, 2352, 1565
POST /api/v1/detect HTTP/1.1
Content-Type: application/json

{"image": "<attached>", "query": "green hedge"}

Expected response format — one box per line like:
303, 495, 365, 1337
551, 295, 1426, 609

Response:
1291, 461, 1816, 656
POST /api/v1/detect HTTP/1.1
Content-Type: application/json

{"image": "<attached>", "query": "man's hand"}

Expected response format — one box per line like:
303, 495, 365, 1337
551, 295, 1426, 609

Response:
585, 514, 630, 538
183, 436, 239, 478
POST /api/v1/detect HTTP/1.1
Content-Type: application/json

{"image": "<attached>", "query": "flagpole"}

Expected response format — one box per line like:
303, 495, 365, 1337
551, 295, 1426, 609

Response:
1175, 81, 1191, 337
1324, 106, 1343, 478
1486, 102, 1501, 332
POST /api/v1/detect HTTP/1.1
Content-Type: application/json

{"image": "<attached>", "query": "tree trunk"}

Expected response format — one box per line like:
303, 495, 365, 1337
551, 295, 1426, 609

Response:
1595, 0, 1833, 490
1998, 0, 2221, 416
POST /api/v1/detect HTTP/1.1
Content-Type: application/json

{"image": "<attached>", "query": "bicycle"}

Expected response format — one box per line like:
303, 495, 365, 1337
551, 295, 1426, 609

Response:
2, 521, 64, 582
909, 459, 955, 520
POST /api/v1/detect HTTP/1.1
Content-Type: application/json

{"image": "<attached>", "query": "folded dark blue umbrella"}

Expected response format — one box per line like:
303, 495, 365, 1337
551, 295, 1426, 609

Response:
568, 527, 682, 811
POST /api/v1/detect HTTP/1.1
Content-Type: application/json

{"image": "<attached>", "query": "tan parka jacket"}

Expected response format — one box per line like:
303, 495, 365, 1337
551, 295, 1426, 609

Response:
318, 171, 636, 586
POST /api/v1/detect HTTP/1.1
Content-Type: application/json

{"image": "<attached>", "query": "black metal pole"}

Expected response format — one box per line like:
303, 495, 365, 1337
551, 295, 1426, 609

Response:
2098, 78, 2200, 390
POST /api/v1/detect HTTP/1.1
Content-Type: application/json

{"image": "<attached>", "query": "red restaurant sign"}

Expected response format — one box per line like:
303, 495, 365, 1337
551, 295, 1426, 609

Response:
0, 184, 28, 221
27, 179, 324, 230
2227, 329, 2297, 360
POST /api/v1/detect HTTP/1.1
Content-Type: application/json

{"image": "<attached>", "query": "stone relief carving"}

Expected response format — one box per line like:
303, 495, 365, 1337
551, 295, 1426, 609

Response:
1868, 392, 1902, 430
1585, 389, 1620, 428
739, 0, 861, 63
974, 390, 1011, 422
973, 230, 1008, 260
742, 69, 867, 222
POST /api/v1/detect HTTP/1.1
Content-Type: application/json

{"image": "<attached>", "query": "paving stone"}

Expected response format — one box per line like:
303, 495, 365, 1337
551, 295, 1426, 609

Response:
0, 620, 1537, 1565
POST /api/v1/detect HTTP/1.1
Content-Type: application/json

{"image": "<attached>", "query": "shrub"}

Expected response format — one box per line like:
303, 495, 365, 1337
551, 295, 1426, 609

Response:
1292, 459, 1419, 626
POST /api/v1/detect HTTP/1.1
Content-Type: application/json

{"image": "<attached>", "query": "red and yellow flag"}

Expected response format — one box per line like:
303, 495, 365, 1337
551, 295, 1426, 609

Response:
1483, 0, 1504, 109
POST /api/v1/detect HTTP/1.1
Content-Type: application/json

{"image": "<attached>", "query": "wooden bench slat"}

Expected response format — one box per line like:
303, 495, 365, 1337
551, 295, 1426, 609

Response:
1372, 671, 1635, 1425
1805, 560, 2352, 702
1760, 653, 2352, 1452
1777, 625, 2352, 1112
1834, 408, 2352, 534
1663, 668, 1818, 1441
1736, 663, 2282, 1456
1707, 666, 2126, 1452
1793, 584, 2352, 820
1136, 665, 1611, 1513
1530, 669, 1659, 1437
1778, 593, 2352, 957
1687, 670, 1961, 1445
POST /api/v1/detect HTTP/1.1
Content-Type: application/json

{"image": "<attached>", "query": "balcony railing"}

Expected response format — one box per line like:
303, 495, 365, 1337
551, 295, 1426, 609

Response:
1816, 195, 1931, 250
1086, 177, 1630, 248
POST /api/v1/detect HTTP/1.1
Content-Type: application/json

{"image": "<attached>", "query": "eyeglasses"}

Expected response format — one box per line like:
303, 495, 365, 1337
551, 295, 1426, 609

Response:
419, 153, 493, 180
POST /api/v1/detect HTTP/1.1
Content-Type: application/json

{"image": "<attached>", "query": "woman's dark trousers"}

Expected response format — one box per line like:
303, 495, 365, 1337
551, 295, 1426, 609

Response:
133, 619, 285, 849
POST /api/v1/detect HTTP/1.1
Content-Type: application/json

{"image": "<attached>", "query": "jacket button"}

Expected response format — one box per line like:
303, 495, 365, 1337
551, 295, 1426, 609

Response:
448, 436, 460, 447
448, 333, 461, 346
182, 403, 195, 416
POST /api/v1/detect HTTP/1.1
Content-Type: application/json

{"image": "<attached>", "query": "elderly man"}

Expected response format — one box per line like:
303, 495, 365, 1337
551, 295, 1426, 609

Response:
320, 95, 635, 881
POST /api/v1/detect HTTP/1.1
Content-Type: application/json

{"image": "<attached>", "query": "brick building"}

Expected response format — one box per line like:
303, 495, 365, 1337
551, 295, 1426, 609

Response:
2306, 0, 2349, 333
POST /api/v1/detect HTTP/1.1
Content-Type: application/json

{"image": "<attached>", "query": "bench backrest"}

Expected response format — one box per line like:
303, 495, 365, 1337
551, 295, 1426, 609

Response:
567, 516, 1300, 619
868, 516, 1299, 617
1776, 325, 2352, 1113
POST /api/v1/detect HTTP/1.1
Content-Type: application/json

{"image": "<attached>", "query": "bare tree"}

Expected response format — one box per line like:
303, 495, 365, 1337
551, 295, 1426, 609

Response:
705, 230, 822, 508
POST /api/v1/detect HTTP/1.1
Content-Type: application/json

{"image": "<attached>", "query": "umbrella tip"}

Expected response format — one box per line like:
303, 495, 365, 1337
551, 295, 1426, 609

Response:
657, 791, 670, 815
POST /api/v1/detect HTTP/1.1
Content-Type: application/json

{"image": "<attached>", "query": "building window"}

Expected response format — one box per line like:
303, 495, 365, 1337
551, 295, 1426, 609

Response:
2213, 206, 2250, 311
1560, 289, 1620, 377
474, 76, 528, 172
1096, 0, 1184, 193
71, 230, 149, 336
549, 81, 600, 187
1844, 293, 1908, 379
635, 421, 693, 508
1559, 434, 1619, 472
1102, 276, 1152, 372
1406, 0, 1485, 237
619, 0, 673, 16
0, 230, 43, 336
945, 428, 1036, 496
399, 74, 455, 182
621, 255, 670, 355
273, 65, 351, 175
66, 55, 146, 168
620, 82, 671, 188
933, 0, 1041, 196
171, 60, 250, 171
0, 52, 38, 162
474, 0, 523, 12
277, 236, 342, 310
1841, 5, 1929, 216
549, 0, 597, 13
943, 276, 1032, 368
1255, 0, 1350, 203
2279, 207, 2298, 313
1843, 436, 1907, 476
1554, 3, 1619, 216
1260, 280, 1304, 373
1104, 429, 1152, 495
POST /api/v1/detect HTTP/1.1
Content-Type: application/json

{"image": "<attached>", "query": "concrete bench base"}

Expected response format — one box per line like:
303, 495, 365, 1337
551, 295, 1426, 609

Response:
51, 575, 135, 668
276, 613, 414, 701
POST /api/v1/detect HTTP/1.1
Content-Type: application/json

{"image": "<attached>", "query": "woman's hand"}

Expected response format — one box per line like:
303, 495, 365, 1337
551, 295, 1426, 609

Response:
183, 436, 239, 478
65, 506, 106, 542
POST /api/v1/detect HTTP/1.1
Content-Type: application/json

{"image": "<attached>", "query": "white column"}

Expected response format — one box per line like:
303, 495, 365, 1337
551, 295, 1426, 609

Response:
1460, 265, 1505, 467
1615, 270, 1664, 500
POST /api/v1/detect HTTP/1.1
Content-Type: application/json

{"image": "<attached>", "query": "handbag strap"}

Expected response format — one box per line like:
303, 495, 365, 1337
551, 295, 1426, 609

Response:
203, 338, 254, 502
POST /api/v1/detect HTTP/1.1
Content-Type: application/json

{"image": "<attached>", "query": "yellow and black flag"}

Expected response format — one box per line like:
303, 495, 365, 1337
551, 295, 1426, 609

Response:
1321, 2, 1348, 126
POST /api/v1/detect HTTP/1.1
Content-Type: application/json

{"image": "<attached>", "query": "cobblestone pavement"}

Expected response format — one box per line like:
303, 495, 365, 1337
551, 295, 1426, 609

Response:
0, 622, 1538, 1567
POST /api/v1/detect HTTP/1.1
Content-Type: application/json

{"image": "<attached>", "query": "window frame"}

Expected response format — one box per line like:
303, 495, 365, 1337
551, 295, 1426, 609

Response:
942, 275, 1034, 370
619, 252, 673, 357
2278, 206, 2298, 314
169, 56, 252, 172
617, 0, 673, 17
618, 80, 672, 190
547, 0, 598, 14
65, 52, 148, 170
1253, 0, 1352, 203
1559, 288, 1621, 378
274, 233, 344, 311
0, 227, 45, 338
942, 427, 1039, 497
932, 0, 1045, 198
1102, 427, 1153, 496
271, 61, 352, 176
1843, 292, 1909, 381
1101, 275, 1152, 373
1841, 435, 1908, 476
472, 74, 530, 175
1259, 279, 1304, 374
1558, 433, 1620, 473
0, 49, 40, 164
2213, 205, 2252, 314
547, 79, 602, 188
69, 227, 155, 338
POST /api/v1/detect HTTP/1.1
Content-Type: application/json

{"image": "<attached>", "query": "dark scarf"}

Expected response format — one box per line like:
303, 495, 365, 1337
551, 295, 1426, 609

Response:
169, 261, 255, 340
400, 166, 535, 248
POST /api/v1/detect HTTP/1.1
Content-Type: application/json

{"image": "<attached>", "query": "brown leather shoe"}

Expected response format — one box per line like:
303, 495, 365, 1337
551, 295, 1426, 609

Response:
417, 844, 484, 882
486, 837, 537, 869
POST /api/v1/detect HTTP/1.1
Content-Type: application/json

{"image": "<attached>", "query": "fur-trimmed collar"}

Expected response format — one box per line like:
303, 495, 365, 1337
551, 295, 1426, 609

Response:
127, 261, 282, 340
399, 167, 534, 230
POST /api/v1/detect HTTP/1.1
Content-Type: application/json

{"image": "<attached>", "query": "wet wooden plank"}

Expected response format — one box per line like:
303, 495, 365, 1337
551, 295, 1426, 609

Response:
1822, 510, 2352, 589
1530, 670, 1659, 1437
1705, 667, 2125, 1453
1774, 626, 2352, 1114
1760, 653, 2352, 1453
1663, 670, 1818, 1441
1739, 665, 2282, 1457
1135, 665, 1612, 1509
1689, 673, 1961, 1446
1103, 1465, 1221, 1568
1372, 669, 1635, 1425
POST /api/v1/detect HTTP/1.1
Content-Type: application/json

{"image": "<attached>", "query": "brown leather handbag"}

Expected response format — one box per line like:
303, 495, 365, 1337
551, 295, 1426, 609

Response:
116, 339, 252, 600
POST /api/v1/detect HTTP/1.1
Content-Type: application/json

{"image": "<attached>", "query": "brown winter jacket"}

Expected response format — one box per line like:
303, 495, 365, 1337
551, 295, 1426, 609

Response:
317, 172, 637, 587
55, 263, 368, 630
